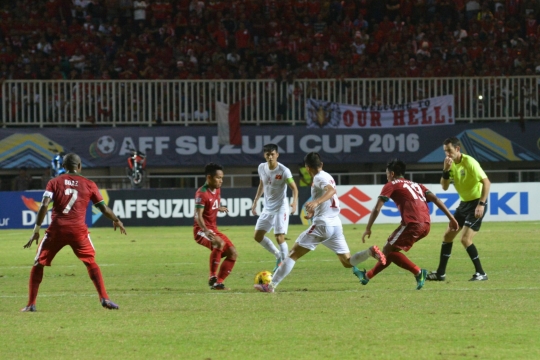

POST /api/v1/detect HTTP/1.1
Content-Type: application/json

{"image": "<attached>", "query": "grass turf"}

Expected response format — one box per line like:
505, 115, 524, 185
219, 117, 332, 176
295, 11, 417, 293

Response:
1, 222, 539, 359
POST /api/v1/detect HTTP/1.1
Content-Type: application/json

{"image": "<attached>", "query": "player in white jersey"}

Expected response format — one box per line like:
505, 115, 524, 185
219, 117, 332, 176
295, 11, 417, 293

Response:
251, 144, 299, 272
254, 152, 386, 293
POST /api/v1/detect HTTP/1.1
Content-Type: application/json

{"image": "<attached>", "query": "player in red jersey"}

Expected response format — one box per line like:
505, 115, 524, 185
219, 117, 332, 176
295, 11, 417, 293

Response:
355, 159, 458, 289
21, 153, 126, 312
194, 163, 238, 290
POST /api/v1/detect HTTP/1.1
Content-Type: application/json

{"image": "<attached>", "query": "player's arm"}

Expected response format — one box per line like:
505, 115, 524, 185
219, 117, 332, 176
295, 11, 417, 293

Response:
286, 177, 299, 215
475, 177, 490, 218
96, 202, 127, 235
23, 196, 51, 248
426, 192, 459, 231
305, 184, 335, 213
440, 157, 452, 190
362, 197, 385, 243
251, 179, 264, 216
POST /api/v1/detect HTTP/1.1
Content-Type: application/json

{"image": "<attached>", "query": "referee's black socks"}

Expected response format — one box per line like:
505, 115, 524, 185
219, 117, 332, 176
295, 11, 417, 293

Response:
466, 244, 485, 275
437, 242, 453, 275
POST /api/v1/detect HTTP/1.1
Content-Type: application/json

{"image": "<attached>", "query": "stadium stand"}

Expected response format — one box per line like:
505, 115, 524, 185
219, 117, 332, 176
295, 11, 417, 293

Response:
0, 0, 539, 81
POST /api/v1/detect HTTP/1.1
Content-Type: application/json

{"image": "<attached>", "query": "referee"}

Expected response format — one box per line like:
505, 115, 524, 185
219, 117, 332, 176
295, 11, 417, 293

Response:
427, 137, 490, 281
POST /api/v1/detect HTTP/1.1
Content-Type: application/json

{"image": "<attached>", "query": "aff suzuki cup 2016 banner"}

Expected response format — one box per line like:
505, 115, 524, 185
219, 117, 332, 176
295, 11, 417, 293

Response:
306, 95, 454, 129
1, 183, 538, 229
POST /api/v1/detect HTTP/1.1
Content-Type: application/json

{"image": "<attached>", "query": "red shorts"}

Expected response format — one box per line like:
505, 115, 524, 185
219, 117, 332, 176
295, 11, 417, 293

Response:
35, 230, 96, 266
193, 226, 233, 251
386, 222, 430, 252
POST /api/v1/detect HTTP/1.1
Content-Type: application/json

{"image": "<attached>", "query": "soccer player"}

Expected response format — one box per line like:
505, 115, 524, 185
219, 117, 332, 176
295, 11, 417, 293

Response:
254, 152, 386, 293
251, 143, 299, 272
194, 162, 238, 290
427, 137, 490, 281
356, 159, 459, 290
21, 153, 126, 312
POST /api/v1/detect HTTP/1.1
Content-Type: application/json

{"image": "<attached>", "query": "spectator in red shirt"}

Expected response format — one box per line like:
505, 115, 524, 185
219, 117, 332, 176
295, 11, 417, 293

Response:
406, 58, 422, 77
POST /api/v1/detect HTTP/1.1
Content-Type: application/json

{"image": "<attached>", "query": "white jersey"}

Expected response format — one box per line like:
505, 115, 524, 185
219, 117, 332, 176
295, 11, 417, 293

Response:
258, 162, 293, 214
311, 170, 341, 226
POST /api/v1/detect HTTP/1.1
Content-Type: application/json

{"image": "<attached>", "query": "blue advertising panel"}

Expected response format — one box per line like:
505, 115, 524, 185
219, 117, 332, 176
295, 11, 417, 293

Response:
1, 123, 539, 169
0, 188, 311, 229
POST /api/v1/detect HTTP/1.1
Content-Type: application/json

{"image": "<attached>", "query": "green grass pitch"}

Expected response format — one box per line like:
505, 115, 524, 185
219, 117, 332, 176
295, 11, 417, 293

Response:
1, 222, 539, 359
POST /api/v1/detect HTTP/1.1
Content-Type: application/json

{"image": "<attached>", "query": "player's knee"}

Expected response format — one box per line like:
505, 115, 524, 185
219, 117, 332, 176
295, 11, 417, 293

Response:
82, 259, 96, 267
228, 247, 238, 260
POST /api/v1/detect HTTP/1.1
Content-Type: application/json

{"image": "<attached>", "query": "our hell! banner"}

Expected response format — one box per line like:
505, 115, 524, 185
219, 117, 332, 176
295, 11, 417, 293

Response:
306, 95, 454, 129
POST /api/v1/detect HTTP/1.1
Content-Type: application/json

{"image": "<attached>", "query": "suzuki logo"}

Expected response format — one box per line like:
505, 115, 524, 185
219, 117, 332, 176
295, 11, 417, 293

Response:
339, 187, 371, 223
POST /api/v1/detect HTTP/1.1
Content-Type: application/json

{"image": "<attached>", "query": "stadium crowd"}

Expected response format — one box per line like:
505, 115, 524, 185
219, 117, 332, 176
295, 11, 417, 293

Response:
1, 0, 540, 81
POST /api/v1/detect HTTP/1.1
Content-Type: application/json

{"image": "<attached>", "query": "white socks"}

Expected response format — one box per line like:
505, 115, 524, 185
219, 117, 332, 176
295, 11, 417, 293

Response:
349, 249, 371, 267
260, 237, 281, 259
271, 257, 296, 288
278, 241, 289, 260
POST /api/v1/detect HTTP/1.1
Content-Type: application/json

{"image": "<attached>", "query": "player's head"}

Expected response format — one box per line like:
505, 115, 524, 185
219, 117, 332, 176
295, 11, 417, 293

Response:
263, 143, 279, 163
63, 153, 82, 173
443, 136, 461, 161
204, 162, 224, 189
304, 152, 322, 172
386, 159, 406, 180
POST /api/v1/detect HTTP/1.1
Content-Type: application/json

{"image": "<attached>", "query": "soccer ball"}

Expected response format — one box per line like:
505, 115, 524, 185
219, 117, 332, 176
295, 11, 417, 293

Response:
97, 135, 116, 155
254, 270, 273, 285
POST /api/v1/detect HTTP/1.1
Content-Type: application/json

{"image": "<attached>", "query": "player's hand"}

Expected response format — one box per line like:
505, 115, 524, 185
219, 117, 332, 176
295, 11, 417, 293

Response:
305, 200, 318, 213
251, 204, 258, 216
304, 211, 313, 220
205, 229, 216, 241
474, 205, 484, 219
443, 156, 453, 171
218, 206, 228, 213
114, 220, 127, 235
361, 230, 371, 243
290, 202, 297, 215
23, 233, 39, 249
449, 217, 459, 231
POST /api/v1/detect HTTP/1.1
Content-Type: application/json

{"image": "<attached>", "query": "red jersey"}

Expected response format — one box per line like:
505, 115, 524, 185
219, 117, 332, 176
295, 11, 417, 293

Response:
44, 173, 103, 235
379, 178, 431, 224
194, 183, 221, 231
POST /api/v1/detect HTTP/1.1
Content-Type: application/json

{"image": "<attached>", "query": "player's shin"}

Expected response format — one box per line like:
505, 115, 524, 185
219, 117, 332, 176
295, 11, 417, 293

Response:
217, 258, 236, 283
386, 252, 420, 275
349, 249, 371, 266
28, 265, 44, 306
86, 262, 109, 300
260, 236, 281, 259
270, 257, 296, 287
210, 248, 222, 275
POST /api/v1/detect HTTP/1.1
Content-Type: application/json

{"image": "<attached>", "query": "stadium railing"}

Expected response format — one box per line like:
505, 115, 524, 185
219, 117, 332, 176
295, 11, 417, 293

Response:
2, 76, 539, 127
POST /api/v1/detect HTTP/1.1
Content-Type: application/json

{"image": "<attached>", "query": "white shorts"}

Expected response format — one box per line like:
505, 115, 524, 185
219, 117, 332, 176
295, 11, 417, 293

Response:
295, 225, 350, 254
255, 211, 289, 235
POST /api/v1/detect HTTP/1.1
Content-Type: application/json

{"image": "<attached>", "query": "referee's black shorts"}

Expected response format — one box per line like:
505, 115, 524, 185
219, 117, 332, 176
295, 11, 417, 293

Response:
454, 199, 487, 232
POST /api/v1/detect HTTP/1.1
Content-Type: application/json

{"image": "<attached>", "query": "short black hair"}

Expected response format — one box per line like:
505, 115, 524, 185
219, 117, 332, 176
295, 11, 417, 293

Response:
263, 143, 278, 153
304, 152, 322, 169
386, 159, 406, 177
443, 137, 461, 148
63, 153, 81, 171
205, 162, 223, 176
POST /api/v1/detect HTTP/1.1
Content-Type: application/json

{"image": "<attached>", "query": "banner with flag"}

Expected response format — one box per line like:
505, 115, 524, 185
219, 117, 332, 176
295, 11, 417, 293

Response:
216, 101, 242, 145
306, 95, 454, 129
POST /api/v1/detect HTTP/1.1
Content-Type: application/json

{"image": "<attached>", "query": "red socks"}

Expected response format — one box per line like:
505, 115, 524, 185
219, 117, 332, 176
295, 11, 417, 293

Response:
217, 258, 236, 283
386, 252, 420, 275
366, 260, 391, 280
27, 266, 44, 306
366, 251, 420, 279
210, 248, 222, 276
86, 263, 109, 300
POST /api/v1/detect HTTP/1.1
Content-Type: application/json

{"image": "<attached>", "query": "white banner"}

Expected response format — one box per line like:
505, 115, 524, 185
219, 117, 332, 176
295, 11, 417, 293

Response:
300, 183, 539, 225
305, 95, 455, 129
